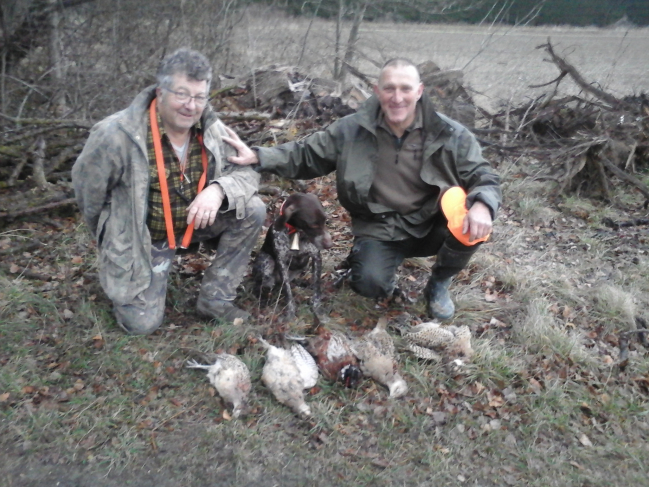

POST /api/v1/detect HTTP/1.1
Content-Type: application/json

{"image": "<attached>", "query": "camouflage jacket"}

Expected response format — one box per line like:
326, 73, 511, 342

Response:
72, 86, 260, 305
256, 95, 501, 241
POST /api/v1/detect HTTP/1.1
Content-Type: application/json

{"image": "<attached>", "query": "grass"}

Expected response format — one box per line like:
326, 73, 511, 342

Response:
3, 177, 649, 487
3, 16, 649, 487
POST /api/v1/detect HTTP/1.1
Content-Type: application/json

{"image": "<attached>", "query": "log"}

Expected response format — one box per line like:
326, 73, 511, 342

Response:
0, 197, 76, 221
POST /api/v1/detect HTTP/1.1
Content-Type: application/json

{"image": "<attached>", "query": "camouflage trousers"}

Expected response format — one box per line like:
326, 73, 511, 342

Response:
113, 196, 265, 335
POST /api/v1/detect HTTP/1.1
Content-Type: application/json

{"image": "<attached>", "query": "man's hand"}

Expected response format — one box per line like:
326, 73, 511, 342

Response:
462, 200, 492, 243
222, 126, 259, 166
186, 183, 225, 229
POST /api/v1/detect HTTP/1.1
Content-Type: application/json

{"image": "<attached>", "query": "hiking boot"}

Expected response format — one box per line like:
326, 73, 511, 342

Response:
196, 296, 251, 323
424, 276, 455, 320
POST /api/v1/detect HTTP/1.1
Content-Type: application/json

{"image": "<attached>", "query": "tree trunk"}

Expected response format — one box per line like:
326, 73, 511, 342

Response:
333, 0, 345, 80
336, 1, 367, 83
48, 0, 67, 116
32, 136, 48, 189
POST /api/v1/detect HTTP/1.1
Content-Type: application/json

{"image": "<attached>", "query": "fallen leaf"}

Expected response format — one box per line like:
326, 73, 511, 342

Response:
487, 390, 505, 408
232, 317, 243, 326
489, 317, 508, 328
63, 309, 74, 319
578, 433, 593, 447
371, 458, 389, 468
528, 378, 542, 393
0, 392, 9, 402
9, 264, 20, 274
222, 410, 232, 421
569, 460, 584, 470
71, 256, 83, 264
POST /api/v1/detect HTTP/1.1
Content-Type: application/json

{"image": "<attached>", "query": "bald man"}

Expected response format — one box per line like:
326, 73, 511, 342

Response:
224, 58, 501, 320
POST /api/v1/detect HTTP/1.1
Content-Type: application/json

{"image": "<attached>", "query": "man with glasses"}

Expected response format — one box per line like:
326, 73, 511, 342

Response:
73, 48, 264, 334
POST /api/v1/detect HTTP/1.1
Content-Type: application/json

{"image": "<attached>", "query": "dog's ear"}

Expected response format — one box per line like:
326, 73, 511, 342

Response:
274, 200, 297, 230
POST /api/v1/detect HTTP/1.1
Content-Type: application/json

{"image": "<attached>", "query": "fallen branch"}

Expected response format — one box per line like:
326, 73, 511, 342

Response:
0, 263, 52, 281
0, 112, 92, 129
602, 217, 649, 229
216, 111, 273, 121
599, 156, 649, 202
0, 239, 45, 256
0, 197, 76, 221
538, 40, 627, 108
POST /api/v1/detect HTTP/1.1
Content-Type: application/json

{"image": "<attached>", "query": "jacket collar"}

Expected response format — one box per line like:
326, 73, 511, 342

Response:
355, 94, 451, 141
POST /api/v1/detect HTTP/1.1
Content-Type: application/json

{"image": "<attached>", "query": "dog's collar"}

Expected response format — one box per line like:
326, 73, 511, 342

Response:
279, 199, 298, 235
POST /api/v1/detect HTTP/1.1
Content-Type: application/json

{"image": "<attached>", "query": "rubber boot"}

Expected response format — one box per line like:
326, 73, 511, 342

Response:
424, 243, 475, 320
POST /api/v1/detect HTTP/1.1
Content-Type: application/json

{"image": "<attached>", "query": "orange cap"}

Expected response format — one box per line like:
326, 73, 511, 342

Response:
440, 186, 490, 246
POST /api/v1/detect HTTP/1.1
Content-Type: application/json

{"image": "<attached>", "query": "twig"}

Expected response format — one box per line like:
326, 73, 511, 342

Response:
624, 142, 637, 172
152, 399, 203, 432
636, 316, 649, 347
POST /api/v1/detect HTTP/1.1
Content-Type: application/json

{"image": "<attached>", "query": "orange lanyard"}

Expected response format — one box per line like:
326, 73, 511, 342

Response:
149, 98, 208, 249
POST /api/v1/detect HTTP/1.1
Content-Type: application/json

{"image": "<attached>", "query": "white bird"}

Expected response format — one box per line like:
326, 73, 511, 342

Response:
186, 354, 251, 418
259, 337, 318, 418
352, 317, 408, 398
400, 321, 473, 361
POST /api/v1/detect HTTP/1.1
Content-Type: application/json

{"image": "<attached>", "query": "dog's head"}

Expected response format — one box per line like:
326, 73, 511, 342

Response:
274, 193, 333, 250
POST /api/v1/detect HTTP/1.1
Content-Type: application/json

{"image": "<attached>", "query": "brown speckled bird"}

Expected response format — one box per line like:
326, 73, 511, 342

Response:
289, 328, 362, 388
352, 317, 408, 398
259, 337, 318, 418
186, 354, 251, 418
401, 321, 473, 361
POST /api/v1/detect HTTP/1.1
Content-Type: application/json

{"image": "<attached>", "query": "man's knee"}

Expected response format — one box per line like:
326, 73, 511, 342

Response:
347, 238, 401, 299
350, 265, 395, 299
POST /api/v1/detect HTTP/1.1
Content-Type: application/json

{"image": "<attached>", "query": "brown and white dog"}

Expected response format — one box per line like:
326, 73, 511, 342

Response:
253, 193, 333, 318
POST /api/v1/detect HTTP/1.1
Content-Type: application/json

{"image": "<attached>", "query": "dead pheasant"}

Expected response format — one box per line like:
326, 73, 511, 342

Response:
186, 354, 251, 418
258, 337, 318, 418
288, 327, 362, 388
400, 321, 473, 362
351, 317, 408, 398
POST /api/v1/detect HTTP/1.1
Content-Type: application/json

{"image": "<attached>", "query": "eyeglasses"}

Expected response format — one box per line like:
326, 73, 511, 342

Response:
164, 87, 208, 106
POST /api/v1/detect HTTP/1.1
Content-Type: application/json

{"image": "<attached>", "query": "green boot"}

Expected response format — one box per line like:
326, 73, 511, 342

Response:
424, 243, 475, 320
424, 276, 455, 320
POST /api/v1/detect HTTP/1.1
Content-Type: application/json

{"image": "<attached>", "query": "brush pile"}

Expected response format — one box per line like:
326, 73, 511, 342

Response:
478, 40, 649, 206
2, 39, 648, 222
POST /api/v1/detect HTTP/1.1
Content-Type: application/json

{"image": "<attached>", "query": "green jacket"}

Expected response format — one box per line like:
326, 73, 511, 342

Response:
72, 86, 260, 305
257, 95, 501, 241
